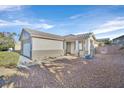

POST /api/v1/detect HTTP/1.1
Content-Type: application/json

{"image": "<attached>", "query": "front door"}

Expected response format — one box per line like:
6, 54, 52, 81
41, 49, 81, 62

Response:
66, 42, 71, 54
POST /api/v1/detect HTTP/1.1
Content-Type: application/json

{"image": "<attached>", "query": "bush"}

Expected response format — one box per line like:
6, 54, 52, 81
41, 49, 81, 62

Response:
0, 52, 19, 68
104, 40, 112, 45
0, 32, 15, 51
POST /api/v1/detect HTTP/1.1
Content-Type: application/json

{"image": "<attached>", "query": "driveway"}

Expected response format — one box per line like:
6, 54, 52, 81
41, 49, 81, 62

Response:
8, 45, 124, 88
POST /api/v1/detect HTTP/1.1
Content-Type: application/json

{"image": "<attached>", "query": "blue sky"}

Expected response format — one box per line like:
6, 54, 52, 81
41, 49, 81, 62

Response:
0, 5, 124, 40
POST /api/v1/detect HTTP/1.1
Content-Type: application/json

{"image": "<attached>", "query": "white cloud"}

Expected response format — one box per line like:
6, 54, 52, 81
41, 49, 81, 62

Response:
0, 19, 54, 30
0, 19, 9, 26
69, 14, 94, 19
33, 23, 54, 29
91, 17, 124, 34
13, 20, 30, 25
0, 5, 23, 11
69, 14, 83, 19
0, 19, 30, 26
72, 16, 124, 37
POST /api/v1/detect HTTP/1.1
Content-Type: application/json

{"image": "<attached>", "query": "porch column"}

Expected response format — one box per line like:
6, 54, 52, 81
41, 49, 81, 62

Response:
91, 40, 95, 57
75, 40, 79, 56
87, 38, 91, 55
63, 41, 67, 55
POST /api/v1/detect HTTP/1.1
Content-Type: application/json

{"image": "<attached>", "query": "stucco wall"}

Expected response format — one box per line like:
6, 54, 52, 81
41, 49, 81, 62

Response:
32, 37, 63, 50
32, 37, 64, 60
32, 50, 64, 60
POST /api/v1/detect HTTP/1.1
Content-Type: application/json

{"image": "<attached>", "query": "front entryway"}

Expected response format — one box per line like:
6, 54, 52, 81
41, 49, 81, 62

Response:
66, 42, 71, 54
66, 42, 75, 55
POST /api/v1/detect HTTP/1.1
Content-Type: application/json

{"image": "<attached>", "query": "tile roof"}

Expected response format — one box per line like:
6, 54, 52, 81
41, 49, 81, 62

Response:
64, 32, 95, 41
23, 28, 64, 41
113, 35, 124, 40
22, 28, 95, 41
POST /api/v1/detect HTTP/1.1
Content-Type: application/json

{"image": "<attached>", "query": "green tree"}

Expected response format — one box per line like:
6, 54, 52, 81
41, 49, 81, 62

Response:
104, 40, 112, 45
0, 32, 17, 51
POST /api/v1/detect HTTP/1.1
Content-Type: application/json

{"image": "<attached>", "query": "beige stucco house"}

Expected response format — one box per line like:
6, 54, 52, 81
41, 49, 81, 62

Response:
19, 28, 96, 61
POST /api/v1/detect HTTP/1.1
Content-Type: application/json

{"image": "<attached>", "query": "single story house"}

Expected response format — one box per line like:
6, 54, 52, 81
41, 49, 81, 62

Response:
19, 28, 96, 61
112, 35, 124, 46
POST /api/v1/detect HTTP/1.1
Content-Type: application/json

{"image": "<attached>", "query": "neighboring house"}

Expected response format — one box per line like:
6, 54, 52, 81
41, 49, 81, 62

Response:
19, 28, 96, 60
112, 35, 124, 46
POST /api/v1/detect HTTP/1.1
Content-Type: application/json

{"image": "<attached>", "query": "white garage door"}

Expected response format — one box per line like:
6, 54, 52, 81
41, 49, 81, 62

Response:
23, 42, 31, 58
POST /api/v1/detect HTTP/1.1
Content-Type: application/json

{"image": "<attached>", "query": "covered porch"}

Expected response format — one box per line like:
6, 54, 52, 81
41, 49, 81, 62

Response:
63, 35, 95, 57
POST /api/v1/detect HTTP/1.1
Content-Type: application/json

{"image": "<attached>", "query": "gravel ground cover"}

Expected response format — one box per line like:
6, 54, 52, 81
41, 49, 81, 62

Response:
6, 45, 124, 88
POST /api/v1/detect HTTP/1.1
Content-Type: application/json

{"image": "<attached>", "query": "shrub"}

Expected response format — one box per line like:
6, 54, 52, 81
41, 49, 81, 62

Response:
0, 52, 19, 68
0, 32, 16, 51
